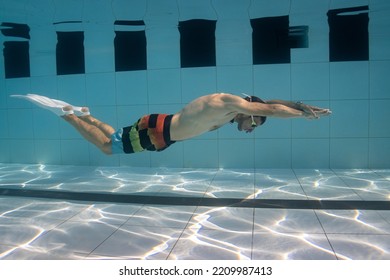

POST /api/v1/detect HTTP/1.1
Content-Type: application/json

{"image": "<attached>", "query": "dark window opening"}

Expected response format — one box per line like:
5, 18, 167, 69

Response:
328, 6, 369, 62
1, 22, 31, 78
56, 31, 85, 75
114, 20, 147, 72
251, 16, 309, 65
3, 41, 30, 78
179, 19, 216, 68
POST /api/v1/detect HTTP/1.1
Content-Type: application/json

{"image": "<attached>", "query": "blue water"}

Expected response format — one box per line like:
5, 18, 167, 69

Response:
1, 0, 390, 260
1, 0, 390, 169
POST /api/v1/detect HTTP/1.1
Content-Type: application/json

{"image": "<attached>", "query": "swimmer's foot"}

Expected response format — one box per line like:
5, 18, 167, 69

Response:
26, 94, 90, 117
18, 93, 90, 117
11, 94, 74, 116
50, 97, 90, 117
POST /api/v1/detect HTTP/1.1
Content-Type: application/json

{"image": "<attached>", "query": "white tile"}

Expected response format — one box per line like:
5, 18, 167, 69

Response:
181, 67, 217, 103
116, 71, 148, 106
218, 139, 255, 169
32, 108, 61, 138
57, 75, 87, 106
255, 169, 306, 199
169, 228, 252, 260
254, 139, 292, 169
0, 110, 8, 138
327, 234, 390, 260
249, 0, 291, 18
330, 138, 369, 169
292, 139, 330, 168
183, 139, 219, 168
0, 140, 10, 162
212, 0, 251, 19
6, 78, 31, 109
60, 139, 90, 165
252, 232, 336, 260
21, 221, 119, 258
370, 61, 390, 99
116, 105, 148, 128
84, 30, 115, 73
91, 224, 183, 260
253, 64, 291, 101
254, 209, 324, 233
215, 20, 252, 66
334, 169, 390, 200
30, 29, 57, 77
330, 100, 369, 137
329, 0, 369, 10
369, 139, 390, 168
369, 8, 390, 60
125, 205, 196, 228
216, 65, 253, 94
290, 0, 330, 14
1, 0, 28, 23
7, 108, 34, 139
177, 0, 217, 21
295, 169, 362, 200
316, 210, 390, 234
147, 69, 181, 104
112, 0, 147, 20
83, 0, 114, 23
0, 216, 63, 247
69, 204, 141, 225
144, 0, 178, 22
330, 62, 369, 100
30, 76, 58, 99
189, 207, 254, 231
291, 63, 330, 100
85, 73, 116, 106
255, 118, 292, 139
53, 0, 83, 22
34, 140, 62, 165
150, 142, 184, 168
370, 99, 390, 137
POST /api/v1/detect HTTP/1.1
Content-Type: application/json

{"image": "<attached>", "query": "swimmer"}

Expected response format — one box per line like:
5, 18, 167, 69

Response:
12, 93, 331, 155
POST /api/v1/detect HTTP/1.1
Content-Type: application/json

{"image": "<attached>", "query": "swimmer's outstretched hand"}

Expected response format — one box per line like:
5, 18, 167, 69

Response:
297, 102, 332, 119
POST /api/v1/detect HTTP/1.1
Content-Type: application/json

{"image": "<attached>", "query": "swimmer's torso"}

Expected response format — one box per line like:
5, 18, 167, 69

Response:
170, 93, 238, 141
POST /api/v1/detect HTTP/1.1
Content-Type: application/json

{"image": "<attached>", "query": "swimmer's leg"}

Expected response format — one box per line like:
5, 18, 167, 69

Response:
62, 112, 112, 155
79, 113, 115, 139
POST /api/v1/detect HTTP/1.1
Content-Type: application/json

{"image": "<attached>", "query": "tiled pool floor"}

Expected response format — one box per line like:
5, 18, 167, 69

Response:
1, 164, 389, 260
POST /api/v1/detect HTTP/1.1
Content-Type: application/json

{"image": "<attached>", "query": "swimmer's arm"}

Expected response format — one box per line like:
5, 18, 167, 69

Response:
266, 100, 332, 117
224, 95, 310, 118
265, 100, 302, 110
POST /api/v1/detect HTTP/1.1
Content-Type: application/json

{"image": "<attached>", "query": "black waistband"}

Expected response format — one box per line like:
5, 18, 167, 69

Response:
163, 114, 175, 146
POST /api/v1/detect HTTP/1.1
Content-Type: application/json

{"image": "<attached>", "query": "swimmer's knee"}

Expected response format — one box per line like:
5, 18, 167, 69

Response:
101, 141, 113, 155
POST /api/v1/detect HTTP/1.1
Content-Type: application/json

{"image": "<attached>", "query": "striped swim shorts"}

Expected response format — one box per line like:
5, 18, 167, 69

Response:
111, 114, 176, 154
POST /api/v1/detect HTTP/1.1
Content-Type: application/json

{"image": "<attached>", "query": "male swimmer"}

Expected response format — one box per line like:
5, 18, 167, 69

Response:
12, 93, 331, 155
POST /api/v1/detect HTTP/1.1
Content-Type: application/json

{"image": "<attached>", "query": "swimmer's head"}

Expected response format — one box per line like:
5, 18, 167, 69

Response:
242, 94, 267, 127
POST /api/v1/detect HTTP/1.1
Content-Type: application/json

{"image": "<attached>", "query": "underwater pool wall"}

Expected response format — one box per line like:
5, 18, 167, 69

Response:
0, 0, 389, 169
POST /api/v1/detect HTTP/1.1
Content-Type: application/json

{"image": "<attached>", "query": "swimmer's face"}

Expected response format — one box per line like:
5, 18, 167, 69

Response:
237, 116, 262, 133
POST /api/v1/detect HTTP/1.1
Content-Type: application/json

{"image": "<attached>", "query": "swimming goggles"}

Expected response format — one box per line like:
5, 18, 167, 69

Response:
241, 93, 257, 128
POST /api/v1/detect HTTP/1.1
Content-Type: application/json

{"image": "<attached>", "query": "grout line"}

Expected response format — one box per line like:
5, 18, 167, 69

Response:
291, 168, 339, 260
86, 204, 145, 258
165, 168, 219, 260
